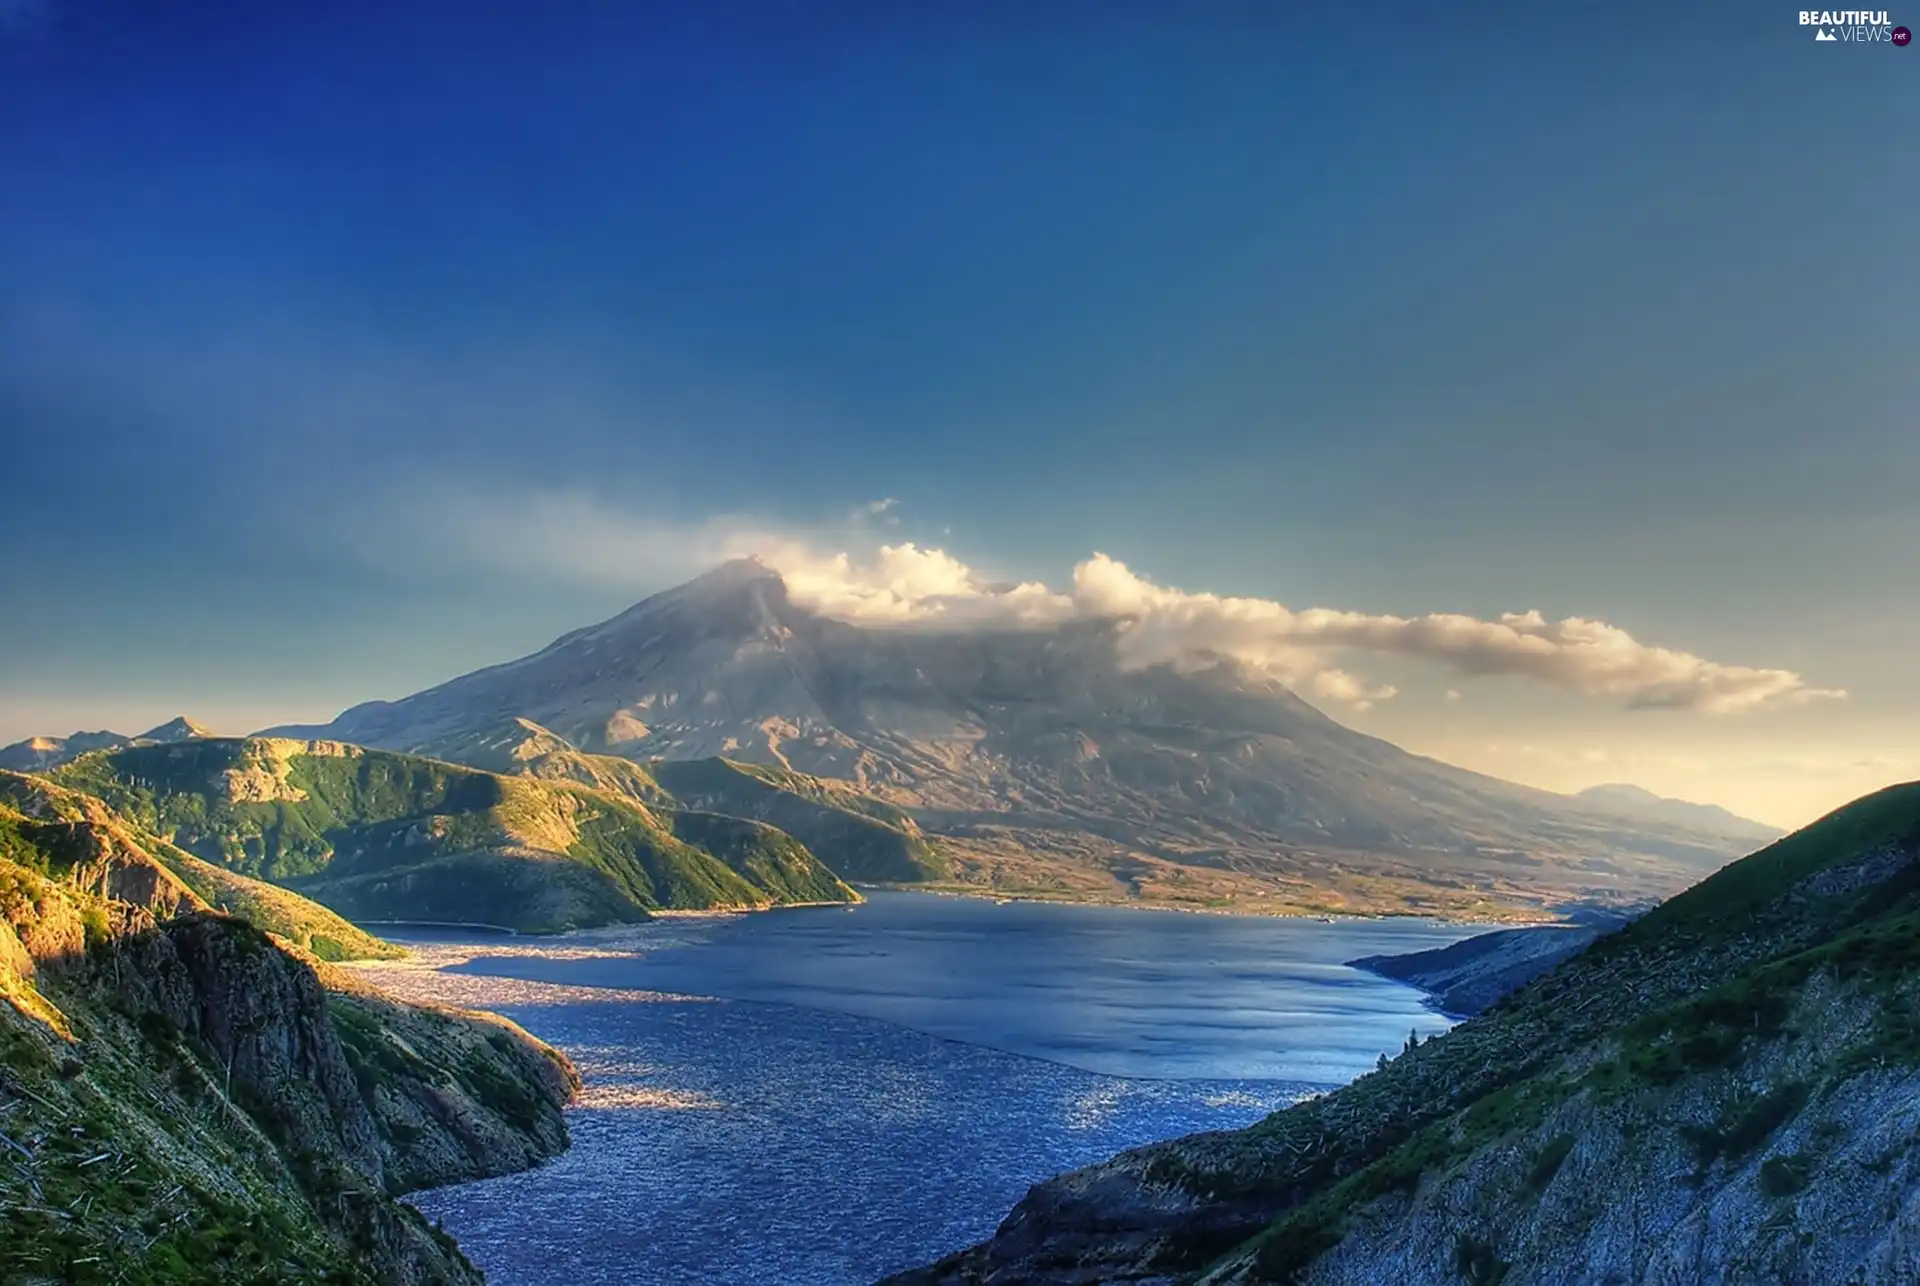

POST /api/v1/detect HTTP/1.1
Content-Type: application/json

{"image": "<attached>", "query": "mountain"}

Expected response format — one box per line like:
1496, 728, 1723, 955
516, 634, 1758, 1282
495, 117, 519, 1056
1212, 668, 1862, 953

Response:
0, 787, 577, 1284
46, 736, 857, 932
0, 715, 213, 774
1577, 782, 1782, 844
882, 780, 1920, 1285
136, 715, 216, 743
0, 729, 132, 773
272, 560, 1762, 918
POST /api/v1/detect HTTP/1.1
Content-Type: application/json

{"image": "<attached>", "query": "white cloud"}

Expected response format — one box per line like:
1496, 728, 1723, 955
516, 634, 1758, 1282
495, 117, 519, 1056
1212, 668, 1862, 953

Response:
372, 488, 779, 588
380, 488, 1841, 716
760, 547, 1840, 715
1310, 669, 1400, 711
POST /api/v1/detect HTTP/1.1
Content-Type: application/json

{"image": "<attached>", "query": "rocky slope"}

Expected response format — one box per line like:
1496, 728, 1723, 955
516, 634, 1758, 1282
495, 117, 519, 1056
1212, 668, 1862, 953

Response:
0, 792, 578, 1285
883, 779, 1920, 1286
263, 560, 1766, 918
1347, 911, 1635, 1017
47, 736, 857, 932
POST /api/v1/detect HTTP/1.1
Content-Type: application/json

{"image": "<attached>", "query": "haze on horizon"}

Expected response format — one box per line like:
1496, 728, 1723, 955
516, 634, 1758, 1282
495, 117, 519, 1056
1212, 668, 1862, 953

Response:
2, 1, 1913, 830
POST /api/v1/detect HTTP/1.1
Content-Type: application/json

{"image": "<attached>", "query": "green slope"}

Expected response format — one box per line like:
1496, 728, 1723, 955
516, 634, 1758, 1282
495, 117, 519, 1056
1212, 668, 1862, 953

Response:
409, 719, 941, 885
49, 738, 855, 932
0, 796, 578, 1285
888, 780, 1920, 1285
650, 757, 948, 883
0, 770, 398, 962
666, 809, 862, 904
407, 717, 669, 804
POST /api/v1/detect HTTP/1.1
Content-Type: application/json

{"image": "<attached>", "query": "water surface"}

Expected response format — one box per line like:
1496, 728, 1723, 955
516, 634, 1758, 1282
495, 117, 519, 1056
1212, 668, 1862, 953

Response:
381, 893, 1472, 1285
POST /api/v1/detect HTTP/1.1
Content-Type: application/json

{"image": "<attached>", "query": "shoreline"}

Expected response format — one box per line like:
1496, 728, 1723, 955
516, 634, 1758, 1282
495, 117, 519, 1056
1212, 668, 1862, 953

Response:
858, 881, 1556, 931
356, 918, 525, 935
354, 887, 1552, 951
644, 896, 865, 919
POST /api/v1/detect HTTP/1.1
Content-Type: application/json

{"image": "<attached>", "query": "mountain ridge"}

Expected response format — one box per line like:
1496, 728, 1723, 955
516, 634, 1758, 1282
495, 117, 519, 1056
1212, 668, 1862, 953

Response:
0, 715, 216, 775
1576, 782, 1780, 842
260, 561, 1769, 918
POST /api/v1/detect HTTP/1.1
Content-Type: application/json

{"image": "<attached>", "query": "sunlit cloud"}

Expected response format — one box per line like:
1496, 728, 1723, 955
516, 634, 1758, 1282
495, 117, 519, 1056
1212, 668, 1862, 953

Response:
377, 487, 1843, 715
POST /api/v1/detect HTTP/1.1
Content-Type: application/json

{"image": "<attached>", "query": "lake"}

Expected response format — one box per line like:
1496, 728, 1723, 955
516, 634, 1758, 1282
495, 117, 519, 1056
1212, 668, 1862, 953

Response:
367, 892, 1474, 1285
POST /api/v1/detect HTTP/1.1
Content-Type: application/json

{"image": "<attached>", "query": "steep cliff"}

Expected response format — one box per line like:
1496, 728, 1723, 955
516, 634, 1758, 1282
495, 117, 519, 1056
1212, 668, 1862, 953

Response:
884, 781, 1920, 1286
0, 792, 578, 1285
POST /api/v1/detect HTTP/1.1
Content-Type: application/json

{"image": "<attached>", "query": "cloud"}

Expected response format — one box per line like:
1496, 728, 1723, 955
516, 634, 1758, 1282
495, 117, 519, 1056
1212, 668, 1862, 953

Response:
760, 547, 1840, 715
366, 487, 782, 588
1310, 669, 1400, 713
766, 547, 1839, 714
1444, 689, 1463, 703
376, 489, 1840, 715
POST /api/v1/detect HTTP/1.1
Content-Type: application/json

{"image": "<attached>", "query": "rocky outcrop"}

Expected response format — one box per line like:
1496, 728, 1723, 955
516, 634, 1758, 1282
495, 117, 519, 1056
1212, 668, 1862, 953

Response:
883, 781, 1920, 1286
317, 963, 581, 1192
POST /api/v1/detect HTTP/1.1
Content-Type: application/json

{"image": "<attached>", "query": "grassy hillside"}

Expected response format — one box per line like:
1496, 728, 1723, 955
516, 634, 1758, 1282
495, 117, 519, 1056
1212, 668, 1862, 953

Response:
888, 781, 1920, 1285
49, 738, 856, 932
0, 771, 398, 962
408, 721, 943, 885
666, 809, 862, 904
650, 757, 948, 884
0, 796, 578, 1285
409, 718, 669, 804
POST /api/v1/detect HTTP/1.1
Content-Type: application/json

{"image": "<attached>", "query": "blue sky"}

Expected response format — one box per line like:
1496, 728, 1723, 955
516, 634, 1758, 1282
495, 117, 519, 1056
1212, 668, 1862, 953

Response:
2, 0, 1915, 823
